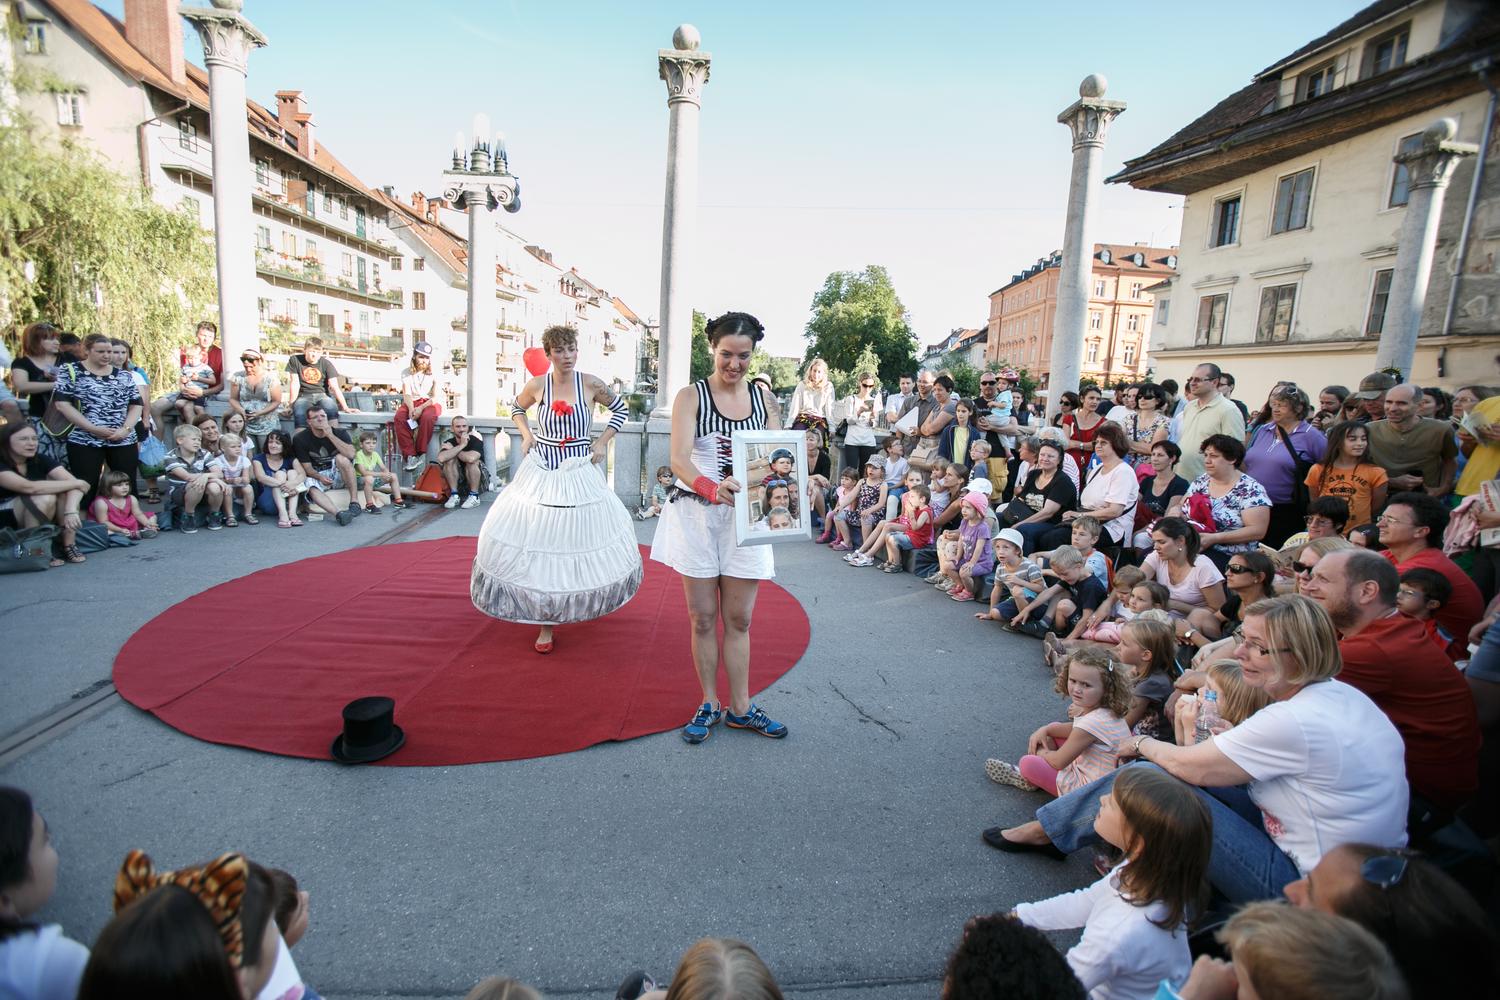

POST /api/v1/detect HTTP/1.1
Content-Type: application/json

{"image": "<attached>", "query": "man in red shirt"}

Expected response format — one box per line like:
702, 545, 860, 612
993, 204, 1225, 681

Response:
1302, 548, 1479, 812
1378, 492, 1483, 660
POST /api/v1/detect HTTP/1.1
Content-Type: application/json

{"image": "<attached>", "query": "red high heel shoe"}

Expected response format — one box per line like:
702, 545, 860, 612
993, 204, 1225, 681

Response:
534, 636, 554, 654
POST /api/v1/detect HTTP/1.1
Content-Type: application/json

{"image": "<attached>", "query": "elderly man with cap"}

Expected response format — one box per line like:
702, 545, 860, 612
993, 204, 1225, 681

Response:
1350, 370, 1397, 424
1367, 382, 1458, 496
394, 341, 445, 470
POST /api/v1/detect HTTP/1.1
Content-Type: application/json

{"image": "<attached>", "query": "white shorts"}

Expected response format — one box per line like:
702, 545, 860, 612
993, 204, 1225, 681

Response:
651, 495, 775, 580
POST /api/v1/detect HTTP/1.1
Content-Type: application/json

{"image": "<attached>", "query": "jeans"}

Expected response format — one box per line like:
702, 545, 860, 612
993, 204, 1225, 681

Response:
292, 395, 339, 428
1468, 617, 1500, 683
1035, 762, 1301, 903
912, 545, 939, 577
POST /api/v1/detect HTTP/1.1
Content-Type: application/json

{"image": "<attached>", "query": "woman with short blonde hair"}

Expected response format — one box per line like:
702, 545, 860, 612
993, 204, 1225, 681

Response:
986, 594, 1410, 904
1208, 902, 1409, 1000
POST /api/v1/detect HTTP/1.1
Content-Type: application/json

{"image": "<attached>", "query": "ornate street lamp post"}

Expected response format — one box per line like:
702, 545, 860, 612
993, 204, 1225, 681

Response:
442, 114, 520, 418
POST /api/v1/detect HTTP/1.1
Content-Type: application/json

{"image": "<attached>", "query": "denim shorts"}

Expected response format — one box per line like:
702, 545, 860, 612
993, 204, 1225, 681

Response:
890, 532, 914, 550
1467, 618, 1500, 684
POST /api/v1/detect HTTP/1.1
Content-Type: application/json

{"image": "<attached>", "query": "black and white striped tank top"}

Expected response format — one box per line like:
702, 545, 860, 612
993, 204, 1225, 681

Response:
678, 378, 768, 487
533, 370, 594, 470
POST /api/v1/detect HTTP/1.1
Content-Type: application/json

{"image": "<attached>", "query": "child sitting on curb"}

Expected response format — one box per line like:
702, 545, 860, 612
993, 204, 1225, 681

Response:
90, 471, 158, 542
638, 466, 672, 520
976, 527, 1045, 622
1001, 545, 1108, 640
209, 431, 260, 526
850, 472, 925, 567
353, 430, 410, 514
949, 491, 995, 602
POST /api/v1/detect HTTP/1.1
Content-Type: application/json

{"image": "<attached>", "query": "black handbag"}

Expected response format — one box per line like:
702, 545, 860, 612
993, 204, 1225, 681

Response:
1000, 499, 1032, 527
1275, 424, 1314, 512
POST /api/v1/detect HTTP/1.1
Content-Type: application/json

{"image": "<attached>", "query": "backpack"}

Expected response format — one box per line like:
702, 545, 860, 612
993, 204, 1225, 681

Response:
411, 463, 450, 504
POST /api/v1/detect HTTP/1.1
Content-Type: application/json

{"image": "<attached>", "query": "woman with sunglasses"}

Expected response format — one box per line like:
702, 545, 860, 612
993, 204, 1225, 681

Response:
1180, 550, 1279, 659
838, 371, 881, 482
1286, 536, 1355, 595
1050, 391, 1080, 430
1123, 383, 1171, 468
987, 595, 1409, 904
1244, 385, 1326, 549
227, 349, 282, 453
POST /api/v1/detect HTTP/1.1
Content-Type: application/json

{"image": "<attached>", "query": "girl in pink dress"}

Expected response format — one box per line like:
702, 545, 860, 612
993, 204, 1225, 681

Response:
89, 470, 157, 540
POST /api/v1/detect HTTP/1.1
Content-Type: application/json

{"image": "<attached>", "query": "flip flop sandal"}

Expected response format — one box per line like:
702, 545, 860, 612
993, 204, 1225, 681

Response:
277, 519, 292, 528
242, 514, 259, 525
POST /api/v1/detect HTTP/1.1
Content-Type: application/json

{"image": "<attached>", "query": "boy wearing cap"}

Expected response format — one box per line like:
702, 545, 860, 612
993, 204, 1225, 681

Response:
978, 527, 1045, 622
395, 342, 444, 469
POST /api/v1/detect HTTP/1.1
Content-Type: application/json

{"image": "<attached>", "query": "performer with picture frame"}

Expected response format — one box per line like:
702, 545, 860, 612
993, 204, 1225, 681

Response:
650, 311, 790, 744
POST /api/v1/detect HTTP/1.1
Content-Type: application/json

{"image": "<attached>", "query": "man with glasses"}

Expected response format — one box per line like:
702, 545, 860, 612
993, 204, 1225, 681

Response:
1376, 492, 1483, 658
1366, 382, 1457, 497
1276, 496, 1350, 554
1299, 549, 1479, 815
973, 370, 1018, 486
1176, 362, 1245, 481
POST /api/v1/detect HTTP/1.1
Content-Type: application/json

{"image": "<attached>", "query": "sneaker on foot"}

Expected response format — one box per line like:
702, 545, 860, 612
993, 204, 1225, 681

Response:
335, 510, 354, 526
365, 504, 383, 515
181, 521, 199, 534
724, 703, 788, 739
390, 498, 411, 510
461, 493, 480, 509
985, 758, 1038, 791
346, 502, 363, 517
205, 513, 223, 531
404, 455, 424, 471
444, 494, 461, 509
923, 572, 944, 584
681, 702, 722, 744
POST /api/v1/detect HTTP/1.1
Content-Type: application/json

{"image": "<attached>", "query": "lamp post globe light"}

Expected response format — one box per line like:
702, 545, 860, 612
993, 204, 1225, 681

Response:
442, 114, 521, 419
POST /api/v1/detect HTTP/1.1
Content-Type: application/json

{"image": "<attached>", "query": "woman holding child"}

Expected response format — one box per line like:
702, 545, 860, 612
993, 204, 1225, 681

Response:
652, 311, 789, 744
987, 594, 1410, 904
471, 324, 638, 656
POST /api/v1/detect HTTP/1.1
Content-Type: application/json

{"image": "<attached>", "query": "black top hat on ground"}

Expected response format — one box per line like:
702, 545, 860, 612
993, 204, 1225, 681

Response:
331, 696, 405, 764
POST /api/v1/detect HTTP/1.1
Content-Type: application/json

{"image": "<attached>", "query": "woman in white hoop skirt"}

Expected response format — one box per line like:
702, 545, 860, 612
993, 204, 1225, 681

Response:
471, 325, 641, 653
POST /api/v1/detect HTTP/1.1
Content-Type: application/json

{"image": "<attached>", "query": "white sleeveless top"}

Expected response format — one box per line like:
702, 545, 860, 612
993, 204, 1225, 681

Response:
676, 379, 769, 490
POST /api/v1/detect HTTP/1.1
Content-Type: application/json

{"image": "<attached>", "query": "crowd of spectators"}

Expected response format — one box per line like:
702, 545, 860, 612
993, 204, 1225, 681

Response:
3, 324, 494, 559
791, 354, 1500, 998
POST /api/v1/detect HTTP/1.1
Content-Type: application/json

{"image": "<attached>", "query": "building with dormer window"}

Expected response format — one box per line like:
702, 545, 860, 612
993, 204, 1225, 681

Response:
1110, 0, 1499, 401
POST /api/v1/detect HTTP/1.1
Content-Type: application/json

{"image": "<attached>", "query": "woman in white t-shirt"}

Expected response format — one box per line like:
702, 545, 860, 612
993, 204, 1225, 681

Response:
0, 787, 89, 1000
1141, 516, 1228, 643
1046, 422, 1138, 551
983, 594, 1409, 904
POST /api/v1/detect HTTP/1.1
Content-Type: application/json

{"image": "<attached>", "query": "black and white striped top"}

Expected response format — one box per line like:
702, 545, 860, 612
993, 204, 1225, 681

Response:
533, 370, 594, 470
678, 378, 768, 488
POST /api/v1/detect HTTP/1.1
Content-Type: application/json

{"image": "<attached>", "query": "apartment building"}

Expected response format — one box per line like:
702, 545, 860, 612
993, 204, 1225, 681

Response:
1110, 0, 1500, 400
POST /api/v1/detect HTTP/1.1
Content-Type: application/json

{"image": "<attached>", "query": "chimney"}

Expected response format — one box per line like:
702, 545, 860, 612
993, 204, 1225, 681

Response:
124, 0, 185, 88
410, 191, 428, 219
274, 91, 315, 160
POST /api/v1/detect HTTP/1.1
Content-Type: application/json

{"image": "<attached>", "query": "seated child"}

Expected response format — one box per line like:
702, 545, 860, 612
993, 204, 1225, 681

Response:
827, 468, 861, 551
966, 439, 994, 490
878, 482, 932, 573
881, 436, 910, 519
352, 430, 410, 514
89, 470, 158, 542
984, 646, 1132, 796
208, 431, 259, 526
997, 545, 1108, 640
163, 423, 225, 534
1397, 567, 1455, 658
1169, 658, 1271, 745
1276, 495, 1350, 554
932, 528, 964, 592
851, 472, 924, 567
1011, 767, 1207, 997
853, 456, 887, 543
638, 465, 672, 520
1067, 515, 1111, 589
977, 527, 1045, 622
1041, 568, 1148, 668
263, 865, 325, 1000
947, 491, 994, 603
1117, 618, 1177, 739
967, 476, 1000, 537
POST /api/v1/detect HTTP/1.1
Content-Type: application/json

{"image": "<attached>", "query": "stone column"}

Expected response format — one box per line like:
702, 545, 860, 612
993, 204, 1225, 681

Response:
651, 25, 711, 419
1049, 75, 1124, 420
182, 1, 266, 371
1377, 117, 1477, 376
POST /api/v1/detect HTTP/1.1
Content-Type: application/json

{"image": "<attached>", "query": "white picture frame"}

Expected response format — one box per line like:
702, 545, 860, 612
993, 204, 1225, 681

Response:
731, 429, 813, 547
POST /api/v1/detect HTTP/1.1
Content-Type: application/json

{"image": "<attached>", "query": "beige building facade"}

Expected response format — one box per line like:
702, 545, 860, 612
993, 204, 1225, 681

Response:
1113, 0, 1500, 404
987, 244, 1177, 387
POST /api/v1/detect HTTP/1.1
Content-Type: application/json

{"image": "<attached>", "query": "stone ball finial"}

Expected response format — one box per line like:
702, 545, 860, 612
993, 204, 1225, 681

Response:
210, 0, 244, 11
673, 24, 701, 50
1079, 74, 1108, 99
1423, 117, 1458, 144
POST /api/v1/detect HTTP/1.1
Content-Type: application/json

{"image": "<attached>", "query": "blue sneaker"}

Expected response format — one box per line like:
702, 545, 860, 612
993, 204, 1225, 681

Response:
724, 703, 788, 739
681, 702, 722, 744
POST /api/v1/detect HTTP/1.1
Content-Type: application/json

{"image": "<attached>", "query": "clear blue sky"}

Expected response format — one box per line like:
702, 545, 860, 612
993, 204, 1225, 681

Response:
106, 0, 1369, 358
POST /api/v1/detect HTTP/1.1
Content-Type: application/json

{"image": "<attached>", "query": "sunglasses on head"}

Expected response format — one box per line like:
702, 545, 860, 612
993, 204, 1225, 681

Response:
1361, 853, 1410, 889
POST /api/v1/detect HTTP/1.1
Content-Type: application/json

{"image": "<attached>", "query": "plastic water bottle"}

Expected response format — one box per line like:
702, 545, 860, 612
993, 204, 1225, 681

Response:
1194, 689, 1220, 744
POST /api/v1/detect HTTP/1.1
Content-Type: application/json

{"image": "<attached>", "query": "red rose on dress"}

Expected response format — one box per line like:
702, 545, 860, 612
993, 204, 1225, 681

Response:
551, 400, 573, 417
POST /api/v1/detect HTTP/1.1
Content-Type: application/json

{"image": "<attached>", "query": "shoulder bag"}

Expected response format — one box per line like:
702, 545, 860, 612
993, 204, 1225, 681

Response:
40, 362, 78, 439
1274, 424, 1314, 514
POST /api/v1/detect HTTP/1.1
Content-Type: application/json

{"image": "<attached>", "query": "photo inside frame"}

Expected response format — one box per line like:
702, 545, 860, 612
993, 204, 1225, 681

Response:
733, 430, 811, 545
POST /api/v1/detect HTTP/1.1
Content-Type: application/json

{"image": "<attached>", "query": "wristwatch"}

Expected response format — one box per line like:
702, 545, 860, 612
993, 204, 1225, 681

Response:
1133, 734, 1149, 756
1183, 627, 1197, 642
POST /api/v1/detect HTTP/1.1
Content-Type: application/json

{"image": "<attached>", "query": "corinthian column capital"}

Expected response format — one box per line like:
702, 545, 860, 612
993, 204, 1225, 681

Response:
659, 25, 711, 108
1395, 117, 1478, 192
1057, 73, 1126, 150
181, 4, 267, 74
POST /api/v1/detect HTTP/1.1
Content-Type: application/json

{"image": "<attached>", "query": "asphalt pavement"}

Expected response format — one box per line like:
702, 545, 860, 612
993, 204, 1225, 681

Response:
0, 504, 1089, 998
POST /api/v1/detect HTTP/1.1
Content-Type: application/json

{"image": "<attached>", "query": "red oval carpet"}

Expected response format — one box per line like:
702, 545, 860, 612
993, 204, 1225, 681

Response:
113, 538, 810, 765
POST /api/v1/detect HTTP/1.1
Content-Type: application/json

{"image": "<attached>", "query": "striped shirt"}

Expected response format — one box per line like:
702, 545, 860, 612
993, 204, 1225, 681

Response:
677, 379, 769, 490
532, 370, 595, 470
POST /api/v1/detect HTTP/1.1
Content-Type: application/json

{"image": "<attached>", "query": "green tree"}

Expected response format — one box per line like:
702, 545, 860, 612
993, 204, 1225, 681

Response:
689, 309, 711, 382
0, 92, 214, 386
803, 265, 917, 384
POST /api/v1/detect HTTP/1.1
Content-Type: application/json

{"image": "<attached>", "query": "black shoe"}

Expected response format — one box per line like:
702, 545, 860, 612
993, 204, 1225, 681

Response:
346, 502, 363, 516
615, 971, 656, 1000
981, 827, 1068, 860
335, 510, 354, 526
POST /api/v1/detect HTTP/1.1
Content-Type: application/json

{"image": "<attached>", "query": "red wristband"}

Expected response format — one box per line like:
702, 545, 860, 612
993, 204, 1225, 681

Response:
692, 476, 719, 504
